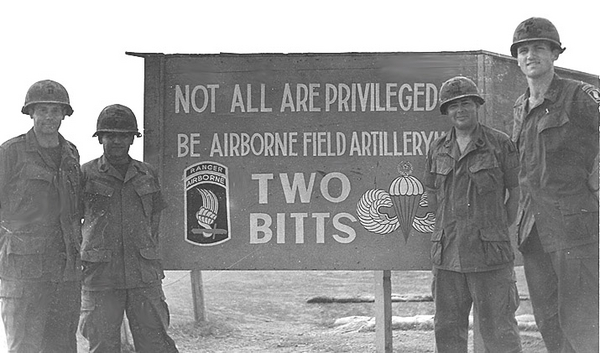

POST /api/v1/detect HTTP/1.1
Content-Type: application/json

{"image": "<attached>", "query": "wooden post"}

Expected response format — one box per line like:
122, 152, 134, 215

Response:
374, 270, 393, 353
190, 269, 207, 322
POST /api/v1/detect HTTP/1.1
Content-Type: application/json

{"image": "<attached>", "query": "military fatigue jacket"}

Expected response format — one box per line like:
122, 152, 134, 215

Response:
81, 156, 167, 290
0, 129, 82, 282
424, 124, 519, 272
512, 74, 599, 252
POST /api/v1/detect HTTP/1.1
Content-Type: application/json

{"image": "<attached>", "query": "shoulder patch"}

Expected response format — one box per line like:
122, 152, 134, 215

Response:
581, 83, 600, 104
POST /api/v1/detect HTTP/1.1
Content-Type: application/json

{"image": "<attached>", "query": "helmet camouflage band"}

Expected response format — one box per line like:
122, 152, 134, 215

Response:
438, 76, 485, 115
21, 80, 73, 116
94, 104, 141, 137
510, 17, 565, 58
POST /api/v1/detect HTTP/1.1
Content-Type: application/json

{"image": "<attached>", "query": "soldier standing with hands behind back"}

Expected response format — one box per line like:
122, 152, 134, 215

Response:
0, 80, 82, 352
510, 17, 599, 353
424, 76, 522, 352
78, 104, 179, 353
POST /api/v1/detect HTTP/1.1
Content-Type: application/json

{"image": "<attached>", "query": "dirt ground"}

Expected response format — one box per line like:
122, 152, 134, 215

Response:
77, 268, 545, 352
165, 269, 543, 353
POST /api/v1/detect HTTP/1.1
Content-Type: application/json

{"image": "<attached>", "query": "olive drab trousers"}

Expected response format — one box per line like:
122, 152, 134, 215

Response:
521, 227, 599, 353
0, 279, 81, 353
432, 267, 522, 353
79, 285, 178, 353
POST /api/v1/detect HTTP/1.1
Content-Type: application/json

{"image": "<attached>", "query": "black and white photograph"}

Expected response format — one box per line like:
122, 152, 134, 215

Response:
0, 1, 598, 352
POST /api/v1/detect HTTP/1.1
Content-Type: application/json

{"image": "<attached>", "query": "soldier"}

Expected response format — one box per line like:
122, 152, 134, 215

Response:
510, 17, 599, 352
79, 104, 178, 352
0, 80, 82, 352
424, 76, 522, 352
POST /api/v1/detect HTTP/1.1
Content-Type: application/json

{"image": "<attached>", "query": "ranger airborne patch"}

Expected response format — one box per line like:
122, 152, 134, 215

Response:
184, 161, 231, 246
582, 83, 600, 104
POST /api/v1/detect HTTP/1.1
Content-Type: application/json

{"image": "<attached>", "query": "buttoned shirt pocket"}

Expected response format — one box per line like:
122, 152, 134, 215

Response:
134, 176, 160, 217
469, 153, 501, 194
81, 249, 112, 287
431, 157, 453, 203
83, 180, 114, 246
84, 180, 113, 214
537, 109, 569, 152
558, 194, 599, 242
85, 180, 114, 200
12, 164, 55, 220
22, 163, 54, 182
139, 247, 164, 283
479, 228, 514, 266
4, 235, 46, 279
430, 229, 443, 266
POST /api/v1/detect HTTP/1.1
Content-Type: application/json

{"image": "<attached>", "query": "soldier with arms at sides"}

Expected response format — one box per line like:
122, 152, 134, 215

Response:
0, 80, 82, 352
510, 17, 599, 353
424, 76, 522, 353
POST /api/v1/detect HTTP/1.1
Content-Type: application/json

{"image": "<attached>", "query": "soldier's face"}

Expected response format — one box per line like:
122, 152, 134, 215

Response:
446, 98, 478, 132
100, 132, 134, 159
31, 103, 65, 135
517, 41, 558, 78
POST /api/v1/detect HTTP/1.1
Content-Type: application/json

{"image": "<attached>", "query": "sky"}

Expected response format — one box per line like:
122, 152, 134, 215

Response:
1, 0, 598, 164
0, 0, 598, 348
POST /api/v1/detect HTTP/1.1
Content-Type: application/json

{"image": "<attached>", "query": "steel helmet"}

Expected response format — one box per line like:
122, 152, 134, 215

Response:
439, 76, 485, 114
510, 17, 565, 58
93, 104, 141, 137
21, 80, 73, 116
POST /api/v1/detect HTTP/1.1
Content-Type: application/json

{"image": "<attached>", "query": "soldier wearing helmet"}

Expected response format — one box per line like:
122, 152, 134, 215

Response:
78, 104, 179, 352
510, 17, 599, 353
0, 80, 82, 352
424, 76, 522, 352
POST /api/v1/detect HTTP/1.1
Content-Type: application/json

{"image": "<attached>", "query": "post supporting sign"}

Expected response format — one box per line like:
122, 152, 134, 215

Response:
129, 51, 599, 352
375, 270, 393, 352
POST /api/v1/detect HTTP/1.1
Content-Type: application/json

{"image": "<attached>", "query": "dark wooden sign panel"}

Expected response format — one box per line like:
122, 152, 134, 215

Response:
130, 51, 598, 270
